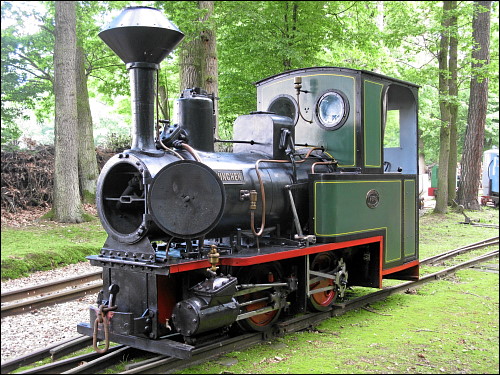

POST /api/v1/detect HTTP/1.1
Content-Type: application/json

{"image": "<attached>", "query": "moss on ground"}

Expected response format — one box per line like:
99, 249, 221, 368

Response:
1, 217, 106, 280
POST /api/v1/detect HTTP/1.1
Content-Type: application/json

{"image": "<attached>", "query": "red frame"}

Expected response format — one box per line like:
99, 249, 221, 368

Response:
168, 236, 419, 287
169, 236, 384, 273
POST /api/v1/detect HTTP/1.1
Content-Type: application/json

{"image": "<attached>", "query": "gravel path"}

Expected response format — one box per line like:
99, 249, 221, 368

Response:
1, 262, 100, 363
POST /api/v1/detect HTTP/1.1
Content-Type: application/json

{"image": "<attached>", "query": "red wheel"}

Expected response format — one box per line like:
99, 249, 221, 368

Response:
236, 263, 282, 331
308, 252, 338, 311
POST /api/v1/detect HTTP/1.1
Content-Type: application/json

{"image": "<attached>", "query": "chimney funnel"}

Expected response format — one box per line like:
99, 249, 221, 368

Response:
99, 7, 184, 153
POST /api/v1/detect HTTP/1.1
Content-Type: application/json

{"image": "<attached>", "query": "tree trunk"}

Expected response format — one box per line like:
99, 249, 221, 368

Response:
434, 1, 453, 214
282, 1, 298, 71
179, 37, 201, 90
76, 45, 99, 203
158, 84, 169, 120
199, 0, 219, 137
447, 1, 459, 205
53, 1, 82, 223
457, 1, 492, 210
435, 123, 450, 213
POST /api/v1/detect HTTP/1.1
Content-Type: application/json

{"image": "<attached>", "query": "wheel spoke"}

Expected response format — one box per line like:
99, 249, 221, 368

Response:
308, 252, 346, 311
236, 264, 282, 331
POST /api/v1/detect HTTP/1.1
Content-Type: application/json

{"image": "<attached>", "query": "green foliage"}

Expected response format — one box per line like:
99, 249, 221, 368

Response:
1, 0, 498, 165
380, 1, 498, 164
212, 1, 344, 137
1, 1, 133, 143
102, 132, 131, 152
1, 2, 55, 125
91, 95, 132, 146
0, 121, 22, 149
384, 110, 400, 148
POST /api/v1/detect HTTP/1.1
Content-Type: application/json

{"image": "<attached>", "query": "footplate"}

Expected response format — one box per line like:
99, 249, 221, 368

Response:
76, 323, 194, 359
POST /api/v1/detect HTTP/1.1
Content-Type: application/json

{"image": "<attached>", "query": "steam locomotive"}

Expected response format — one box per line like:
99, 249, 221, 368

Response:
77, 6, 420, 358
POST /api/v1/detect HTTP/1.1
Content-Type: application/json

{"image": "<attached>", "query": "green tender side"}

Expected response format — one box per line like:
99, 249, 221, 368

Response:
363, 80, 383, 168
313, 178, 416, 266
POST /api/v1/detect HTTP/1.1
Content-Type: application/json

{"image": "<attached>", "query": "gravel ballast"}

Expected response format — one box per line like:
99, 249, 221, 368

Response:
1, 262, 100, 362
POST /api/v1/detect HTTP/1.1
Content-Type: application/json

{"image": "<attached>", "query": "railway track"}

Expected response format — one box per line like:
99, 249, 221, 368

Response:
1, 239, 498, 374
1, 271, 102, 318
420, 236, 499, 266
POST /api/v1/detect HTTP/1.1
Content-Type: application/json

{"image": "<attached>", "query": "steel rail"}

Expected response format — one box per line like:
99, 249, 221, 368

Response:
119, 333, 264, 374
0, 336, 90, 374
15, 345, 126, 374
1, 271, 102, 303
61, 346, 144, 374
420, 236, 499, 265
1, 283, 103, 318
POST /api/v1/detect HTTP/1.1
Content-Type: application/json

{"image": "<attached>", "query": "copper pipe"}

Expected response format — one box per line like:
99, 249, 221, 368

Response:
158, 138, 184, 160
251, 147, 336, 237
181, 143, 202, 162
252, 158, 304, 237
304, 147, 324, 159
311, 161, 337, 174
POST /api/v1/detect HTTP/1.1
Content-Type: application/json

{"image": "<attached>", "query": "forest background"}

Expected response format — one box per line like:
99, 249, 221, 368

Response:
1, 1, 499, 220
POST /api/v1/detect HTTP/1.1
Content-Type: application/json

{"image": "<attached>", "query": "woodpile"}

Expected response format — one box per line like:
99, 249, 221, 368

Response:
1, 146, 54, 212
1, 145, 114, 212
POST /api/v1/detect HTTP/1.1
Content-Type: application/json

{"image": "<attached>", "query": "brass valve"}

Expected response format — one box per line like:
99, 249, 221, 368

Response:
207, 245, 220, 273
249, 190, 258, 210
294, 76, 302, 93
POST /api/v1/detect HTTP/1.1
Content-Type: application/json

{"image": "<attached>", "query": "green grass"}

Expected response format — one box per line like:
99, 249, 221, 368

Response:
418, 206, 499, 259
1, 217, 106, 280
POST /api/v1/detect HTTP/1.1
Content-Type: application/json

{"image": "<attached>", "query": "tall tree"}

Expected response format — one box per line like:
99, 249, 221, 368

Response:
457, 1, 492, 209
53, 1, 82, 222
434, 0, 455, 214
160, 1, 219, 138
76, 44, 99, 202
1, 1, 103, 202
199, 1, 219, 135
179, 33, 201, 90
447, 3, 459, 204
176, 2, 219, 93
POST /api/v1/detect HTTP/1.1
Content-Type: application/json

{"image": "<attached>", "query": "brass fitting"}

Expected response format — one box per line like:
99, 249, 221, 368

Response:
207, 244, 220, 273
249, 190, 258, 210
294, 76, 302, 92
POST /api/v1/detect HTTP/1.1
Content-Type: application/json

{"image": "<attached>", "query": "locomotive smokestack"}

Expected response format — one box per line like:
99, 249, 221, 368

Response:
99, 6, 184, 153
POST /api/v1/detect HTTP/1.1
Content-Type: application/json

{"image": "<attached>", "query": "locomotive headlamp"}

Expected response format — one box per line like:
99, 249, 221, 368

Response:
315, 90, 349, 130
